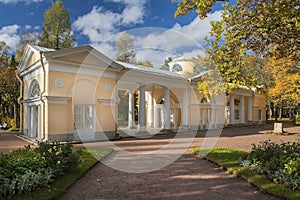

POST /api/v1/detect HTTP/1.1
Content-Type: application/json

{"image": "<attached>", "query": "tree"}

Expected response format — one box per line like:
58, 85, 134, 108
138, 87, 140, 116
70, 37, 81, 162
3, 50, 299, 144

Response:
0, 41, 9, 72
39, 0, 75, 49
174, 0, 226, 19
0, 64, 20, 126
16, 30, 39, 62
135, 60, 153, 67
174, 0, 300, 62
263, 57, 300, 118
116, 33, 136, 63
195, 14, 258, 97
161, 57, 172, 70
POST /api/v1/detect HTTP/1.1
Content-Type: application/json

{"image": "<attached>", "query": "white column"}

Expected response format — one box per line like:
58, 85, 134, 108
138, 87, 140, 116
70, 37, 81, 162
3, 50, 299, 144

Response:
173, 108, 178, 129
201, 108, 205, 129
128, 90, 134, 129
207, 108, 211, 128
27, 106, 31, 137
146, 91, 153, 127
230, 96, 235, 124
182, 89, 189, 127
138, 85, 147, 132
215, 108, 219, 129
164, 87, 171, 129
37, 106, 41, 140
160, 108, 165, 128
154, 105, 159, 128
240, 96, 245, 124
211, 108, 215, 129
30, 106, 36, 137
248, 96, 253, 123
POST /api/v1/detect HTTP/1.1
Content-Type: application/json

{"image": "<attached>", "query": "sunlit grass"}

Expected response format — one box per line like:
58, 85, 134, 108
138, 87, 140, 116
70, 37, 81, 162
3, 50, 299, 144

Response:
190, 147, 300, 200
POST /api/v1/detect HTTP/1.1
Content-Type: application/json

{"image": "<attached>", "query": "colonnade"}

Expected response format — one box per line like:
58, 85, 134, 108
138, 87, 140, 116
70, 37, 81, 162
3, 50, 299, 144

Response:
125, 85, 254, 134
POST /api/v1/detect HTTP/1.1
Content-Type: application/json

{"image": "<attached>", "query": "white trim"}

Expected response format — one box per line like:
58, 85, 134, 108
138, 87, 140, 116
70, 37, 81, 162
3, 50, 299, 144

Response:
44, 96, 71, 104
22, 98, 41, 106
190, 104, 225, 108
21, 64, 42, 81
97, 98, 120, 106
117, 71, 188, 89
49, 63, 117, 79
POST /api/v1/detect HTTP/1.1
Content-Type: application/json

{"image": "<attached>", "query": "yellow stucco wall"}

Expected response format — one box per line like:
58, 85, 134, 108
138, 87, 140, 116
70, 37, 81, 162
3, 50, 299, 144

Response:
46, 71, 117, 135
48, 102, 73, 135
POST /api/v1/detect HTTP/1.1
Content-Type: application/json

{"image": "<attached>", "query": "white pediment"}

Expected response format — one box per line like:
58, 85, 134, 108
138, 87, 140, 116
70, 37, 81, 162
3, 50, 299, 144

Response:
44, 45, 123, 72
18, 45, 55, 75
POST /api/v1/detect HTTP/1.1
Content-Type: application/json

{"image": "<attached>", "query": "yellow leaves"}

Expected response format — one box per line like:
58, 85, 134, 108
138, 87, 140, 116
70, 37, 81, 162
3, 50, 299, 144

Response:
265, 57, 300, 104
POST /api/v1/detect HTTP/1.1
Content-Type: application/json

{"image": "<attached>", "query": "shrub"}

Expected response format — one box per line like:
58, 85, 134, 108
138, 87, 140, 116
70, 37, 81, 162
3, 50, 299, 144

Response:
241, 140, 300, 190
0, 142, 82, 199
35, 142, 81, 176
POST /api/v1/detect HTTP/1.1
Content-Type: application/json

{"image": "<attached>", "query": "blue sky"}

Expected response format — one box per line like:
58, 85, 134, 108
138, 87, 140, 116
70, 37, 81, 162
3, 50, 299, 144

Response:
0, 0, 224, 66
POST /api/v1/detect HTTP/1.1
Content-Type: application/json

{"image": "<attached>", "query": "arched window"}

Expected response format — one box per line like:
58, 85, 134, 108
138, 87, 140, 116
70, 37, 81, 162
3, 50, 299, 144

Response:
29, 79, 40, 98
172, 64, 183, 72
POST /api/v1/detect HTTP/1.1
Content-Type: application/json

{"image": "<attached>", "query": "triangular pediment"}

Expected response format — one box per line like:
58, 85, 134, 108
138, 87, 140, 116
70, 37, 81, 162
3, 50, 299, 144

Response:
18, 45, 55, 75
18, 45, 124, 77
44, 45, 123, 72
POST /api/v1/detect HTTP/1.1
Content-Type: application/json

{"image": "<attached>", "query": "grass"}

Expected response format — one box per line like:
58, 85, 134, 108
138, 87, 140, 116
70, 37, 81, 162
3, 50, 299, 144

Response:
190, 147, 300, 200
7, 127, 20, 132
11, 146, 113, 200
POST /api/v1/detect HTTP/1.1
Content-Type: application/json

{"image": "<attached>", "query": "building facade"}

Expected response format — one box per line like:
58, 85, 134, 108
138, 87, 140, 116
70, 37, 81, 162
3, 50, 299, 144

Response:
17, 45, 266, 142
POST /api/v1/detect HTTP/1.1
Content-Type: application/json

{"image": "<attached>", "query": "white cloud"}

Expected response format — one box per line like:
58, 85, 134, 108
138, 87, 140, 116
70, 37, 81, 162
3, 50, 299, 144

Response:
74, 0, 221, 67
0, 0, 43, 4
0, 25, 20, 52
74, 6, 121, 43
91, 42, 116, 60
73, 0, 147, 44
25, 25, 32, 29
133, 11, 222, 66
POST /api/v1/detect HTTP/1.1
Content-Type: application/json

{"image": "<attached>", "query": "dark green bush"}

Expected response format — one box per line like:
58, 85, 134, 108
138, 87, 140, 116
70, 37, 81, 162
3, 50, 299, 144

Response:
35, 142, 81, 176
0, 142, 82, 199
241, 140, 300, 190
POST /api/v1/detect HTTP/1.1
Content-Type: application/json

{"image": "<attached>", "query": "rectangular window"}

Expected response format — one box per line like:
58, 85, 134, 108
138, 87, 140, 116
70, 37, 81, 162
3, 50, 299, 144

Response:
74, 105, 94, 130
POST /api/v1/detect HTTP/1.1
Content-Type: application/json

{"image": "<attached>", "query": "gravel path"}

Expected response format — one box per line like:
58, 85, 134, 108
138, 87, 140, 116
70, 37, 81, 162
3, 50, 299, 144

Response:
1, 123, 299, 199
61, 123, 299, 200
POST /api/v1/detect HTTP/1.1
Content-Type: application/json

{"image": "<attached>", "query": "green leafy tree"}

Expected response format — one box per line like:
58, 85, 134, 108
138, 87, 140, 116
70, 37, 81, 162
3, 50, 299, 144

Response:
116, 33, 136, 63
39, 0, 75, 49
174, 0, 300, 62
0, 64, 20, 126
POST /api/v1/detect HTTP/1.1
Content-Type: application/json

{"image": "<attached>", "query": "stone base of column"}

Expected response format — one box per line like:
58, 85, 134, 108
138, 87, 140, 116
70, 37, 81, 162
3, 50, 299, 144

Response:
136, 130, 150, 137
179, 125, 189, 131
128, 126, 137, 129
247, 121, 253, 125
160, 129, 173, 133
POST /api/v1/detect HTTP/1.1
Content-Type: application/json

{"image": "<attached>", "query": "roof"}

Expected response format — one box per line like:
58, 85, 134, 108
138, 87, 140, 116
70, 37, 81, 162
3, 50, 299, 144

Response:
28, 45, 56, 53
115, 61, 186, 80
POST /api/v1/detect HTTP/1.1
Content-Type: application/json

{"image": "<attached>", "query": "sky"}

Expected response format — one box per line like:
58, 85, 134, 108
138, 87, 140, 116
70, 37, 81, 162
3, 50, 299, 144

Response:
0, 0, 225, 67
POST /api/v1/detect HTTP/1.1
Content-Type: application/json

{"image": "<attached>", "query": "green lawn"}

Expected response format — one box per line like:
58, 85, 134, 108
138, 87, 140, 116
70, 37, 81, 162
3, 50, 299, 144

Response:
190, 147, 300, 200
12, 146, 113, 200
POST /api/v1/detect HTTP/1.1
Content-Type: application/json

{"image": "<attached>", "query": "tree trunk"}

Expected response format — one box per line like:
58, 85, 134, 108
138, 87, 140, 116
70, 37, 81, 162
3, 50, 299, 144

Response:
279, 106, 282, 119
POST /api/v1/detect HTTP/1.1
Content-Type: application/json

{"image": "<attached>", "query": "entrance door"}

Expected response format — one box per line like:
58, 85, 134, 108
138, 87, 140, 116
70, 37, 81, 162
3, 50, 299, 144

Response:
74, 105, 95, 141
27, 105, 40, 139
